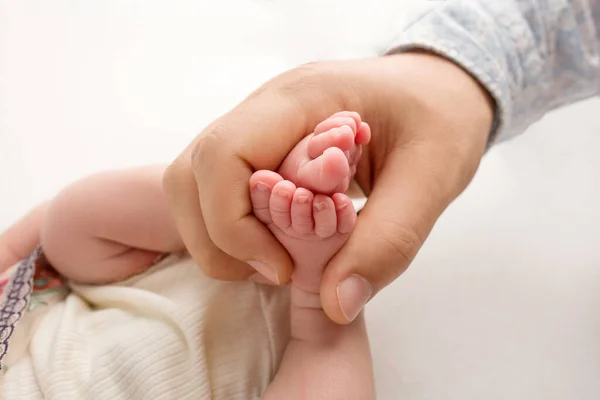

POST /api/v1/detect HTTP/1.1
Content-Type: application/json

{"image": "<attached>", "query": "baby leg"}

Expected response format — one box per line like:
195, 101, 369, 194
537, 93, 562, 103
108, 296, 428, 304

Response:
41, 165, 184, 284
250, 112, 375, 399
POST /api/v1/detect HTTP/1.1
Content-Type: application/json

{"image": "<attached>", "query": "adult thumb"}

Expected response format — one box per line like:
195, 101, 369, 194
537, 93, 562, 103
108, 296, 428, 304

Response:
320, 140, 481, 324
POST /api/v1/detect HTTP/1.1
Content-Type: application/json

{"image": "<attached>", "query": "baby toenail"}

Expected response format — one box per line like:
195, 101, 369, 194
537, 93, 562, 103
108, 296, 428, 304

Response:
296, 195, 310, 204
254, 181, 270, 192
276, 189, 291, 198
336, 202, 348, 210
314, 202, 327, 211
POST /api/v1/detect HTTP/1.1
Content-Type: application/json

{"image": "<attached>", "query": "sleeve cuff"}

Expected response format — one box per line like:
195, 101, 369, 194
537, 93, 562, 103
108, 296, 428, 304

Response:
384, 5, 511, 146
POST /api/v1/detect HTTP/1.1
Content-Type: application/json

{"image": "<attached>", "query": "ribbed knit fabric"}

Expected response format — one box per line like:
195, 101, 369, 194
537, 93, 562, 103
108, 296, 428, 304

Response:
2, 254, 290, 400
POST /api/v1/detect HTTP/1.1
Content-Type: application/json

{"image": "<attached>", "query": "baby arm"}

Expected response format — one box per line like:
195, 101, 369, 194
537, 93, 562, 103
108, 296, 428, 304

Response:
41, 165, 184, 284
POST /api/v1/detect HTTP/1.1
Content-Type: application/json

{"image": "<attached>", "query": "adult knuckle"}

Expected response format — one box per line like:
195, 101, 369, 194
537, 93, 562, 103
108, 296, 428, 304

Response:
196, 248, 224, 278
273, 62, 333, 101
162, 158, 185, 196
190, 129, 220, 171
280, 64, 320, 88
374, 220, 422, 268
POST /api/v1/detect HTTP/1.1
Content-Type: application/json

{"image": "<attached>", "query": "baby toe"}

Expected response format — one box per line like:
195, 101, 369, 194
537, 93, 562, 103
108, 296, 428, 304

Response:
329, 111, 362, 133
320, 147, 351, 189
332, 193, 357, 234
307, 124, 355, 159
355, 121, 371, 145
314, 114, 357, 136
291, 188, 315, 234
269, 180, 296, 229
297, 147, 350, 194
313, 194, 337, 238
249, 170, 283, 224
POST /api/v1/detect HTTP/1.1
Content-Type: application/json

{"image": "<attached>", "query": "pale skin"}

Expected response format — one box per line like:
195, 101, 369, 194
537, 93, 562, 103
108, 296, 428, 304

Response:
162, 53, 495, 326
0, 112, 375, 399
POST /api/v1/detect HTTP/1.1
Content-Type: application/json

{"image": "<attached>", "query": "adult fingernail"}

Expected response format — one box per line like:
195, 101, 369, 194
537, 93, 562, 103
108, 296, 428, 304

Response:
337, 275, 372, 322
247, 260, 279, 285
248, 272, 279, 285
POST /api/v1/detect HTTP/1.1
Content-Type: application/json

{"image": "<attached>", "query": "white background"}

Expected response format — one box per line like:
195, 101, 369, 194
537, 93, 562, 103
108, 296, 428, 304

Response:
2, 1, 600, 398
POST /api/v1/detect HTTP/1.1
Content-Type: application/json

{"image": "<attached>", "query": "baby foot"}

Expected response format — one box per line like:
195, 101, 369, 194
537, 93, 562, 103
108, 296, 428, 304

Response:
277, 111, 371, 195
249, 172, 357, 292
250, 111, 370, 289
249, 111, 370, 340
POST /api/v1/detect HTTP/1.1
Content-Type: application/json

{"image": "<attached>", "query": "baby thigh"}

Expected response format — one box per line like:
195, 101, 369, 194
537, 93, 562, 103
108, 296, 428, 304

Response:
43, 227, 159, 284
41, 166, 179, 284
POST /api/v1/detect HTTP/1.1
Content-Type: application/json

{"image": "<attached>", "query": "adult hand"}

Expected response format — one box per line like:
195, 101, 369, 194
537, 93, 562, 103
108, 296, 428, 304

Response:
163, 51, 494, 324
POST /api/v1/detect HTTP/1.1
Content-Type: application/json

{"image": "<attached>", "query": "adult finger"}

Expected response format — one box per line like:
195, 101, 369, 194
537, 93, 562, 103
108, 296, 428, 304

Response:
165, 64, 358, 284
163, 148, 256, 281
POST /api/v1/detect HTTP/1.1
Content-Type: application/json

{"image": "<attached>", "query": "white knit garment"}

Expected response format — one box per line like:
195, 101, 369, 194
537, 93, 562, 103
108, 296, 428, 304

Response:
2, 254, 290, 400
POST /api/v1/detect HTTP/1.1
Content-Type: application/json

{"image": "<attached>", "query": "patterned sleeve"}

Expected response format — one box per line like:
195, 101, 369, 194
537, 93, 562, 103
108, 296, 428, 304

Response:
386, 0, 600, 144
